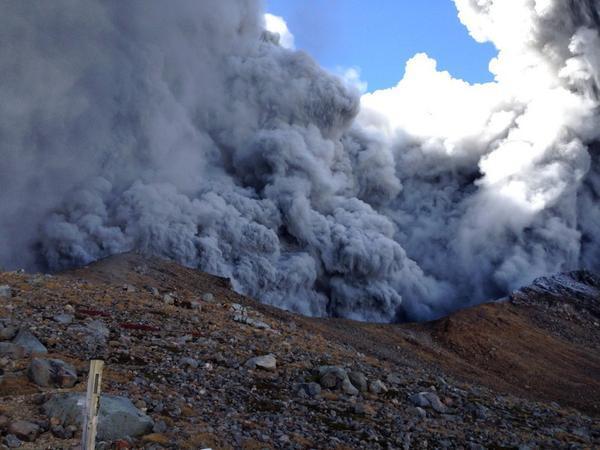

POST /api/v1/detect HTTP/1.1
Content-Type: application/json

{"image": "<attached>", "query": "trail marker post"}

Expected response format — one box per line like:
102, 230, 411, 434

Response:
82, 359, 104, 450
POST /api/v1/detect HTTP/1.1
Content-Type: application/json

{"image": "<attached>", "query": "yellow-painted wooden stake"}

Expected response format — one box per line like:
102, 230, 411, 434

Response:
82, 359, 104, 450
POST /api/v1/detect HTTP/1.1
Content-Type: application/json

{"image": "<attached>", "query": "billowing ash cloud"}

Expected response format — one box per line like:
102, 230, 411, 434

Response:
0, 0, 598, 322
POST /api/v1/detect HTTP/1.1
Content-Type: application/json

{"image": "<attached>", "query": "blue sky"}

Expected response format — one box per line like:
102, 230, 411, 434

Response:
266, 0, 498, 92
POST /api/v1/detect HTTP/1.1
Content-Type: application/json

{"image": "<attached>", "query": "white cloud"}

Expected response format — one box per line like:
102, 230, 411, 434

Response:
335, 66, 368, 94
264, 13, 295, 49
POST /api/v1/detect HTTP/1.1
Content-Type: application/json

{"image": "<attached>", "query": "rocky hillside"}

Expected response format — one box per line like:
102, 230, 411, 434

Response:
0, 253, 598, 449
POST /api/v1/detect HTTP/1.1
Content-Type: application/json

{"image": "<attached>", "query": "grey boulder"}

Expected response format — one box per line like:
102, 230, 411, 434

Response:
0, 342, 30, 359
0, 320, 17, 340
43, 393, 153, 441
316, 366, 358, 396
53, 313, 74, 325
245, 354, 277, 370
8, 420, 40, 442
348, 371, 368, 392
296, 382, 321, 397
369, 380, 388, 395
409, 391, 448, 413
4, 434, 22, 448
12, 329, 47, 354
68, 320, 109, 352
28, 358, 78, 388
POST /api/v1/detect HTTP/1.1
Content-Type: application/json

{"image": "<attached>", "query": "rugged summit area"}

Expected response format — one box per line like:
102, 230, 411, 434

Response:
0, 253, 598, 449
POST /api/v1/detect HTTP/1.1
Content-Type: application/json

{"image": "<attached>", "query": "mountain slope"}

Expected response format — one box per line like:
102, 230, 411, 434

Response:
0, 253, 598, 448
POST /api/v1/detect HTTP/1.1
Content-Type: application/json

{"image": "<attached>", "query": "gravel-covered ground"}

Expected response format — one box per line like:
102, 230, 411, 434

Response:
0, 253, 598, 449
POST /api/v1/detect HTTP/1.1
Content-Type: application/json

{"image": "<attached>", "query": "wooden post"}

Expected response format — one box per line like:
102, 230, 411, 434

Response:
82, 359, 104, 450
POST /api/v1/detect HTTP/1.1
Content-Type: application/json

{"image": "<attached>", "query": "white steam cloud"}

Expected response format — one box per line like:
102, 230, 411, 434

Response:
0, 0, 598, 322
264, 13, 295, 50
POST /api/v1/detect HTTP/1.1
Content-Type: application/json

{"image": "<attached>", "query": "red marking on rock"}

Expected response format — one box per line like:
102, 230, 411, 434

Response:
76, 309, 111, 317
119, 323, 160, 332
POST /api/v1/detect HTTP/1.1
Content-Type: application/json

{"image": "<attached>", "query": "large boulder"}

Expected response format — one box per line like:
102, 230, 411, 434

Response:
43, 393, 153, 441
8, 420, 40, 442
409, 391, 448, 413
348, 371, 368, 392
67, 320, 109, 353
369, 380, 388, 395
0, 320, 17, 341
245, 354, 277, 370
0, 342, 30, 359
28, 358, 78, 388
12, 329, 47, 354
316, 366, 359, 395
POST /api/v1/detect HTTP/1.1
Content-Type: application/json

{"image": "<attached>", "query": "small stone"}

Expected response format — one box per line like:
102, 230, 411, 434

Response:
369, 380, 388, 394
179, 357, 199, 369
409, 392, 447, 413
134, 400, 147, 411
123, 284, 136, 293
386, 373, 402, 385
162, 294, 175, 305
8, 421, 40, 442
306, 382, 322, 397
133, 265, 147, 275
53, 314, 74, 325
147, 286, 159, 296
348, 371, 368, 392
353, 403, 366, 415
49, 417, 61, 427
86, 320, 109, 339
0, 342, 29, 359
0, 286, 12, 299
296, 382, 321, 397
201, 292, 214, 302
424, 392, 447, 413
342, 378, 359, 396
240, 316, 270, 330
29, 358, 78, 388
12, 330, 47, 354
51, 425, 68, 439
0, 321, 17, 340
245, 354, 277, 371
152, 420, 167, 434
317, 366, 348, 390
190, 301, 202, 310
168, 405, 181, 418
415, 407, 427, 418
66, 425, 77, 437
3, 434, 21, 448
409, 392, 429, 408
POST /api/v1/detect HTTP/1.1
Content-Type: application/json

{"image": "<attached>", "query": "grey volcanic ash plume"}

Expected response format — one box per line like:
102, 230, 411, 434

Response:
0, 0, 599, 322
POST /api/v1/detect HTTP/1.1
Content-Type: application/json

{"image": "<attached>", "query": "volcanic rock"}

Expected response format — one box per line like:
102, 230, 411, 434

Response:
8, 420, 39, 442
28, 358, 77, 388
245, 354, 277, 370
12, 330, 47, 354
43, 393, 153, 441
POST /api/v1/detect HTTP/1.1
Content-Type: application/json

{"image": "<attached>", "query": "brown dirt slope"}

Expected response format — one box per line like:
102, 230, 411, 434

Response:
69, 253, 600, 415
0, 252, 597, 449
69, 254, 600, 415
